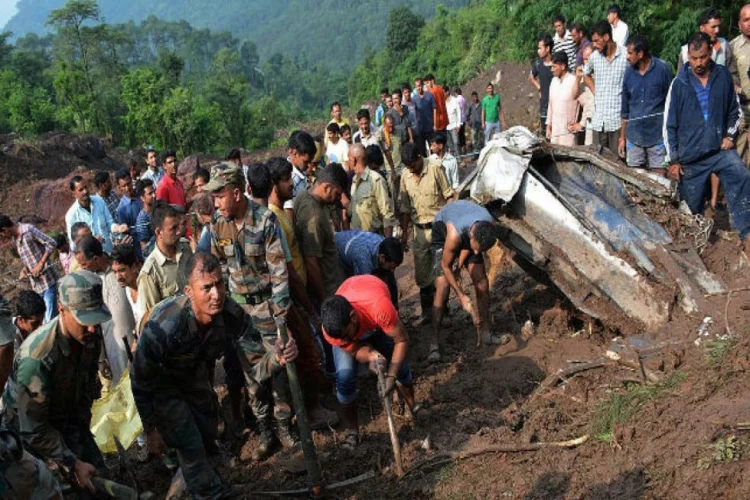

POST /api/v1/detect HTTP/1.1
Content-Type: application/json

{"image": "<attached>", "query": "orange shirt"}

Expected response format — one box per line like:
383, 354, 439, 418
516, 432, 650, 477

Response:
431, 86, 449, 130
322, 275, 399, 349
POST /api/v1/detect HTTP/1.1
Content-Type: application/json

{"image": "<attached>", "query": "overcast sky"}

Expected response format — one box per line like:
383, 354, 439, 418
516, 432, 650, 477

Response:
0, 0, 20, 30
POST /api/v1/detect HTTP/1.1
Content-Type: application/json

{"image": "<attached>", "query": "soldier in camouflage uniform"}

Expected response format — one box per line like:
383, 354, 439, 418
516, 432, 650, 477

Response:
206, 164, 296, 460
132, 252, 298, 499
1, 271, 111, 494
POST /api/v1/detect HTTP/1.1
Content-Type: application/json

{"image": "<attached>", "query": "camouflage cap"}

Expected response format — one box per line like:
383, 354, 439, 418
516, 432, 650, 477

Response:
205, 163, 245, 192
59, 270, 111, 326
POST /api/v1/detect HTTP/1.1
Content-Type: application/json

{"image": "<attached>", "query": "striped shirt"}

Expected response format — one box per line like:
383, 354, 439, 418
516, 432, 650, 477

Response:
103, 190, 121, 223
583, 45, 628, 132
135, 209, 154, 257
553, 30, 578, 71
335, 230, 384, 276
690, 75, 712, 122
14, 224, 58, 294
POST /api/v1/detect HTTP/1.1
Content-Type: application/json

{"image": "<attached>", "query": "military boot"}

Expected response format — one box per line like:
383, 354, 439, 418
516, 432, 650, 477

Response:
251, 419, 276, 462
276, 418, 300, 449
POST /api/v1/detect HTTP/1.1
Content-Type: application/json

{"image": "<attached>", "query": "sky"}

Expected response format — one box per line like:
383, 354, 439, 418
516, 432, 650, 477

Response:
0, 0, 20, 30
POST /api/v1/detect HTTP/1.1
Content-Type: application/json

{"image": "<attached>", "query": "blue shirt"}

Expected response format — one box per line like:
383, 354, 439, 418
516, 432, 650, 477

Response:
621, 57, 673, 147
434, 200, 493, 249
413, 92, 436, 133
335, 230, 384, 276
116, 196, 143, 231
135, 209, 154, 256
688, 71, 712, 123
65, 195, 114, 253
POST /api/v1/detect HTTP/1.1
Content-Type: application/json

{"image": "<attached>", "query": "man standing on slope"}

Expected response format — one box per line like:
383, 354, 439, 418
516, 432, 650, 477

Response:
664, 33, 750, 258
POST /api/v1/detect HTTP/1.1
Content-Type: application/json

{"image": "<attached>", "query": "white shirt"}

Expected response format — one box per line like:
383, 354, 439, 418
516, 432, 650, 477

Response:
126, 286, 145, 332
326, 138, 349, 164
446, 98, 462, 131
611, 20, 629, 48
65, 195, 114, 253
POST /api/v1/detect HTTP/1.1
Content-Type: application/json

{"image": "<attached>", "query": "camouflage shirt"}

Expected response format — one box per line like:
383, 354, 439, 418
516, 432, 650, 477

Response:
131, 295, 280, 430
210, 200, 290, 317
1, 318, 101, 468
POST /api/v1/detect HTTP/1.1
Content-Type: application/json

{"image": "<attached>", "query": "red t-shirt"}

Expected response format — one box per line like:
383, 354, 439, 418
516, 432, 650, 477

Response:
156, 174, 186, 208
322, 275, 399, 349
431, 86, 448, 131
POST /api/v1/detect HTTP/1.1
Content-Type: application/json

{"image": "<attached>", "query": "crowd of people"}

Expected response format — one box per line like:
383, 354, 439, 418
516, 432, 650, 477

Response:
530, 4, 750, 254
2, 3, 750, 499
0, 116, 503, 497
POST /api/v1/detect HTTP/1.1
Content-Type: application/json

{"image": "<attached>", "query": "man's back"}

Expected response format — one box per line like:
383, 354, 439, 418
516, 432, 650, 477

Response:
293, 190, 345, 295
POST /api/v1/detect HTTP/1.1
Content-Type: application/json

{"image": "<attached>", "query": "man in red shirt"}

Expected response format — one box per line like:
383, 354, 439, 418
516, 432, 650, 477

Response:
321, 275, 426, 449
426, 73, 448, 134
156, 149, 186, 209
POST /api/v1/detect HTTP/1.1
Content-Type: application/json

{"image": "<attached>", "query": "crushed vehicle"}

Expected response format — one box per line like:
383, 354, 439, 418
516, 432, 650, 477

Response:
460, 127, 726, 333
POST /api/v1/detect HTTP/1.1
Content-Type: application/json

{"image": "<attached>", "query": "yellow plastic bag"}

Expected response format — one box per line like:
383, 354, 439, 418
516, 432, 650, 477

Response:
90, 369, 142, 454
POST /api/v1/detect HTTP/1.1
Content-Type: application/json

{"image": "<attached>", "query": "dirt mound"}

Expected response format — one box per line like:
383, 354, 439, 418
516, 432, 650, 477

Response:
461, 61, 540, 132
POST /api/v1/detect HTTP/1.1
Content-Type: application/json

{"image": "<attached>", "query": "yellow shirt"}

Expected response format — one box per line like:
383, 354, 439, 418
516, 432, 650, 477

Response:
270, 204, 307, 285
399, 159, 453, 224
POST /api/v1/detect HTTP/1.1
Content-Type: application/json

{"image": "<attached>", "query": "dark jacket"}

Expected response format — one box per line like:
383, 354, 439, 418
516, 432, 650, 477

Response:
664, 61, 742, 165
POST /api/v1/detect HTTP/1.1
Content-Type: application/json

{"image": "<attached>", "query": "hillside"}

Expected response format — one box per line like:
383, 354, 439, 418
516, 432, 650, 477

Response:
3, 0, 470, 69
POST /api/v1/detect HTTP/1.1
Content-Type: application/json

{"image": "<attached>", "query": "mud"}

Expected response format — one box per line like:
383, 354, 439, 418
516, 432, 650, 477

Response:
1, 63, 749, 499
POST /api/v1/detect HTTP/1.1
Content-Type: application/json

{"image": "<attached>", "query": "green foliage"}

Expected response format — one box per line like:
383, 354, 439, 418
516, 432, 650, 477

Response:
697, 435, 746, 469
349, 0, 749, 105
6, 0, 471, 71
705, 337, 736, 368
591, 372, 687, 442
386, 7, 425, 56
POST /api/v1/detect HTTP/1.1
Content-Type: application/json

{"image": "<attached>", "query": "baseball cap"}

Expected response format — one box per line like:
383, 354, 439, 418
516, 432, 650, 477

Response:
205, 163, 245, 192
59, 271, 111, 326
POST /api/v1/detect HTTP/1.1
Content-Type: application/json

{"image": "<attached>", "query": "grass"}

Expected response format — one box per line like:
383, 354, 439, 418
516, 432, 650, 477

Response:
591, 372, 687, 442
705, 337, 736, 368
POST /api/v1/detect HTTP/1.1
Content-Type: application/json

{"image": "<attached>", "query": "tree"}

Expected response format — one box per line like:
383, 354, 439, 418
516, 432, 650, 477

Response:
47, 0, 102, 132
386, 7, 425, 56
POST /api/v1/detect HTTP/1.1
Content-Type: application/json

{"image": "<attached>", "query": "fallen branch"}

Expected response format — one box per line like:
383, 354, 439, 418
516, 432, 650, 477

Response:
534, 360, 609, 394
725, 289, 735, 336
249, 470, 376, 497
409, 435, 590, 474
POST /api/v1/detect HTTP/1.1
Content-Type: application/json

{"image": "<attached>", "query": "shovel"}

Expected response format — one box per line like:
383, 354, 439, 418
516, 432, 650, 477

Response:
376, 364, 404, 477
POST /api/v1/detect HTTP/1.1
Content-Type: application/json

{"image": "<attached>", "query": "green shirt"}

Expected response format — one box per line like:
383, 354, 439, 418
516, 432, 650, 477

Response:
482, 94, 501, 123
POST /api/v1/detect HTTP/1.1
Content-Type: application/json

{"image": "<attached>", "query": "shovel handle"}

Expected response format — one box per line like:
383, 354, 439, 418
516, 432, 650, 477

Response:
377, 365, 404, 477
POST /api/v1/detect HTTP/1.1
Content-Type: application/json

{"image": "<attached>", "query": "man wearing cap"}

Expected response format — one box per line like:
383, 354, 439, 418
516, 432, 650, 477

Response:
207, 164, 297, 459
132, 252, 298, 498
1, 270, 111, 494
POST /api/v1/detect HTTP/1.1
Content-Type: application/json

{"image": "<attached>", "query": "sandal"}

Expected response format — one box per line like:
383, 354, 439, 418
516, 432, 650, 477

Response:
427, 345, 441, 363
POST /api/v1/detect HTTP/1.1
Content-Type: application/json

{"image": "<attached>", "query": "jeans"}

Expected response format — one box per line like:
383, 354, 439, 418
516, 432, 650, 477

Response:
470, 127, 484, 152
484, 121, 500, 143
333, 330, 413, 405
680, 150, 750, 240
42, 286, 58, 324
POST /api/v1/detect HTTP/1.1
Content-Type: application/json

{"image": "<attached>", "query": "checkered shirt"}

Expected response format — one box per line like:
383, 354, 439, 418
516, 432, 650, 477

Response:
15, 224, 58, 294
584, 45, 629, 132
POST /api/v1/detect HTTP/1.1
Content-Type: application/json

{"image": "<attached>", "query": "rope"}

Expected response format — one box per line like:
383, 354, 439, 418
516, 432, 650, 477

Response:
546, 111, 665, 140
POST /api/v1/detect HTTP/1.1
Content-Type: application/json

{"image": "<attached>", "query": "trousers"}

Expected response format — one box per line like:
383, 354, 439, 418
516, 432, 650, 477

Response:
332, 330, 412, 405
680, 150, 750, 240
155, 395, 228, 499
